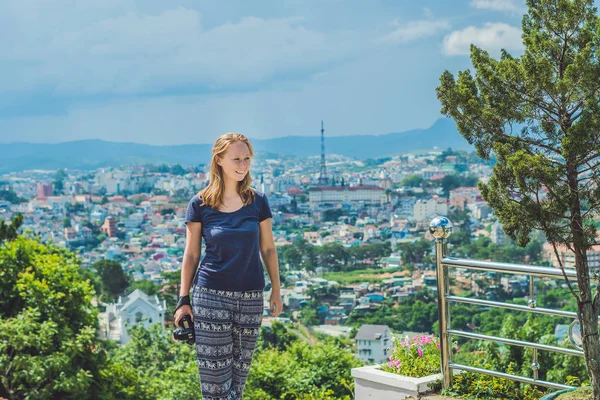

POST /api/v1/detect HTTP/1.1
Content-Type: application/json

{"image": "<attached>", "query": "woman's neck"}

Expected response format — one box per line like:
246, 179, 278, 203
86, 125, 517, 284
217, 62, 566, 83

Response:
222, 179, 239, 198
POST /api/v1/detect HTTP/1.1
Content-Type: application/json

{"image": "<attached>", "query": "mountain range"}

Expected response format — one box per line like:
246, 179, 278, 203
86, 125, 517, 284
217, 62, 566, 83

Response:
0, 118, 472, 173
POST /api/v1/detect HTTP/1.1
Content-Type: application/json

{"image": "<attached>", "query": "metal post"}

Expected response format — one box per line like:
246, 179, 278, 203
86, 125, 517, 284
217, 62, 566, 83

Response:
528, 275, 539, 380
436, 238, 452, 388
430, 216, 453, 389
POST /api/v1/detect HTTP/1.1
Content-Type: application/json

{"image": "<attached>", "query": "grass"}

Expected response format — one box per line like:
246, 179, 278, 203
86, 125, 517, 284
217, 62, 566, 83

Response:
321, 267, 405, 284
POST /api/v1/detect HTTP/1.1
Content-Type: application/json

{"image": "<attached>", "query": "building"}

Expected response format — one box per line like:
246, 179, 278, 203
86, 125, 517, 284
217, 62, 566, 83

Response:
303, 231, 320, 245
355, 324, 393, 364
449, 187, 481, 209
101, 289, 167, 344
544, 242, 600, 270
413, 195, 448, 222
491, 220, 510, 246
309, 185, 386, 207
421, 168, 453, 180
37, 183, 53, 199
101, 216, 118, 237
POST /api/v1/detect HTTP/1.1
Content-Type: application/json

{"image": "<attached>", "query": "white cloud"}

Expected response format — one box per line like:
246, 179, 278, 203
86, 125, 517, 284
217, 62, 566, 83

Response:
442, 23, 523, 56
0, 2, 363, 98
381, 19, 451, 44
470, 0, 526, 14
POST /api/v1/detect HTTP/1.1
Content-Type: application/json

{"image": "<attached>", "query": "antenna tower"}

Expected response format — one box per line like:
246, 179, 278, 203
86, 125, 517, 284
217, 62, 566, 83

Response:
318, 121, 328, 186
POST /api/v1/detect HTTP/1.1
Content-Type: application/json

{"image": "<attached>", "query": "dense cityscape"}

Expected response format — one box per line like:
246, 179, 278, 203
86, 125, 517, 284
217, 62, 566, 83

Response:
1, 143, 594, 357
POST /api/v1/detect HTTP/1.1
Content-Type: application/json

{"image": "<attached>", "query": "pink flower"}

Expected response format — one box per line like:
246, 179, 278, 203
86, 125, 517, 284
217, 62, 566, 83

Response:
417, 348, 423, 357
436, 343, 440, 349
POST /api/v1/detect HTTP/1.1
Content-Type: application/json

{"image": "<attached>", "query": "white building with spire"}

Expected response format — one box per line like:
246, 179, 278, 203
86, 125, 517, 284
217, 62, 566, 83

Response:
100, 289, 167, 344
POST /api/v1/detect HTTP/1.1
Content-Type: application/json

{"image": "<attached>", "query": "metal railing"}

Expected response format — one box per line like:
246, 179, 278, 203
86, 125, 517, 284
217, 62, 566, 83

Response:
429, 216, 583, 391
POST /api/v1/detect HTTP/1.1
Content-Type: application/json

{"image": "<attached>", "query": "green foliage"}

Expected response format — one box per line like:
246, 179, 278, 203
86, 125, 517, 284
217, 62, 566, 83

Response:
0, 308, 99, 399
381, 334, 450, 378
258, 321, 300, 352
0, 189, 27, 204
0, 213, 22, 244
397, 238, 432, 266
442, 369, 548, 400
315, 242, 349, 271
147, 163, 188, 176
440, 174, 479, 197
300, 307, 320, 326
127, 280, 160, 296
92, 259, 130, 302
246, 337, 362, 399
401, 174, 424, 187
323, 208, 343, 222
53, 169, 67, 195
363, 157, 392, 167
0, 237, 101, 399
108, 324, 200, 399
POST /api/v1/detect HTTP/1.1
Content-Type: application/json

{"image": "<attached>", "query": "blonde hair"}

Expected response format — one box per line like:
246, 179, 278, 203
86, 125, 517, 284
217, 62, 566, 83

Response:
199, 133, 255, 209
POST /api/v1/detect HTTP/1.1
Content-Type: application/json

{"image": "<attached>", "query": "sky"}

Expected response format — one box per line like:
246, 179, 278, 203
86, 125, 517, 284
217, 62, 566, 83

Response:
0, 0, 527, 145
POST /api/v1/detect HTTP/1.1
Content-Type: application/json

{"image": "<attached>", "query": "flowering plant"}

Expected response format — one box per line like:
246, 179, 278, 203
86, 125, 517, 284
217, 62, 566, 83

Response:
380, 334, 458, 378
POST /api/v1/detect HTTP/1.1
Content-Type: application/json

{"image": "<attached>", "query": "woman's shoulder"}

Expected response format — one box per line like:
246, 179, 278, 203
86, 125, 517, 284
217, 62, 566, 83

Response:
189, 193, 206, 207
252, 188, 266, 199
251, 189, 269, 204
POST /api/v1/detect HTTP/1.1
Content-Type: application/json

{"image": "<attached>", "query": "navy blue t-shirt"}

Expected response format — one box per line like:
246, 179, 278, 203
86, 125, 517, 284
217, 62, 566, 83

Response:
185, 190, 272, 291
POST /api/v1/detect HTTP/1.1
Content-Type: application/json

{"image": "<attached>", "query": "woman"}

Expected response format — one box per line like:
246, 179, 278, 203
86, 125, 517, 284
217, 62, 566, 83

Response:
174, 133, 283, 400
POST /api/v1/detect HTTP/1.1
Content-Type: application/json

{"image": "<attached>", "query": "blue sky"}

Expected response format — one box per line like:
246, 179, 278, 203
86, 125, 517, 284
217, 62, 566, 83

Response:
0, 0, 527, 145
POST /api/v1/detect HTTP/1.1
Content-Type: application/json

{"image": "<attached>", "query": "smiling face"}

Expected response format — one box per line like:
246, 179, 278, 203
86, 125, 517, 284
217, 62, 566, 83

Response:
217, 140, 252, 183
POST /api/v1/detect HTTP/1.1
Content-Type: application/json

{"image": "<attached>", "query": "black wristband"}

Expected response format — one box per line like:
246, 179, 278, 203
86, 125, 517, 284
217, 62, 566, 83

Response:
175, 295, 191, 313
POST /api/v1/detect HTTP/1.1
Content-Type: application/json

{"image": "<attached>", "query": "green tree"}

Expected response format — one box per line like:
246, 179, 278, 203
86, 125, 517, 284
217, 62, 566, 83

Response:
323, 208, 343, 222
300, 307, 319, 326
401, 174, 424, 187
0, 213, 22, 244
0, 237, 101, 399
92, 259, 130, 301
397, 239, 432, 266
441, 174, 461, 196
127, 280, 160, 296
109, 323, 199, 399
246, 338, 361, 399
0, 189, 26, 204
258, 321, 299, 352
53, 169, 67, 195
316, 243, 349, 271
169, 164, 186, 175
437, 0, 600, 394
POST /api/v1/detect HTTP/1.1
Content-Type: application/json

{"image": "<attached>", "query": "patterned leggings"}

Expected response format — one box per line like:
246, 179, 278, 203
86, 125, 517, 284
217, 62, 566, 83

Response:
191, 285, 264, 400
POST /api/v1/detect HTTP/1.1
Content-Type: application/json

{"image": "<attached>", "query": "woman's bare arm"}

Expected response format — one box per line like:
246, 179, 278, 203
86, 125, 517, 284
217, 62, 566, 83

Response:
180, 222, 202, 296
259, 218, 280, 292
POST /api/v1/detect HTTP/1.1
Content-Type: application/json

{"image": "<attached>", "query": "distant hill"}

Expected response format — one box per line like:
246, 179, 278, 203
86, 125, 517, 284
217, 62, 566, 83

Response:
0, 118, 471, 173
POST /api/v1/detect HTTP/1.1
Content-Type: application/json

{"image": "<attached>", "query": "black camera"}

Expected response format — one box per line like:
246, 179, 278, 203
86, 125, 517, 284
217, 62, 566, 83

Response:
173, 314, 195, 345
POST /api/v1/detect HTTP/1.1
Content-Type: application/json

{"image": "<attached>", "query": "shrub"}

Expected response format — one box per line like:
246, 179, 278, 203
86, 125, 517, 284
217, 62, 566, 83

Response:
380, 334, 456, 378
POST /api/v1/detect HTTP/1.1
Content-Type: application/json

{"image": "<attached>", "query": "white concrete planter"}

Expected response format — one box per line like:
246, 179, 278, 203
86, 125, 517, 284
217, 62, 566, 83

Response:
351, 365, 442, 400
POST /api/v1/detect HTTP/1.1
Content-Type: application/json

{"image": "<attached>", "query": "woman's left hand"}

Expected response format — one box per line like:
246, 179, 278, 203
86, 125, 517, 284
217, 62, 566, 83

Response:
270, 291, 283, 317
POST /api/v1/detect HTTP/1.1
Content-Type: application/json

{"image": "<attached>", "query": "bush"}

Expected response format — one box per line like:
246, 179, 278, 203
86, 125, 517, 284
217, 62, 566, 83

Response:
380, 334, 455, 378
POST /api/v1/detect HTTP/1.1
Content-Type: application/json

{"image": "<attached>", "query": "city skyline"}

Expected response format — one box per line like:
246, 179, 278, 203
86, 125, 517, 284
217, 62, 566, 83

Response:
1, 0, 526, 145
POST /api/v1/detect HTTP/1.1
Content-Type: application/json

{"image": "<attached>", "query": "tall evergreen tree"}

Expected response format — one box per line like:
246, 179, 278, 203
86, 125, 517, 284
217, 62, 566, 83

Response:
437, 0, 600, 395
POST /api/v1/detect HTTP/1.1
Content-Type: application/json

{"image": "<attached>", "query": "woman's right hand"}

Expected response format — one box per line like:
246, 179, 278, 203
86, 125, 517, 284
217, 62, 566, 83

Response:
174, 305, 193, 327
